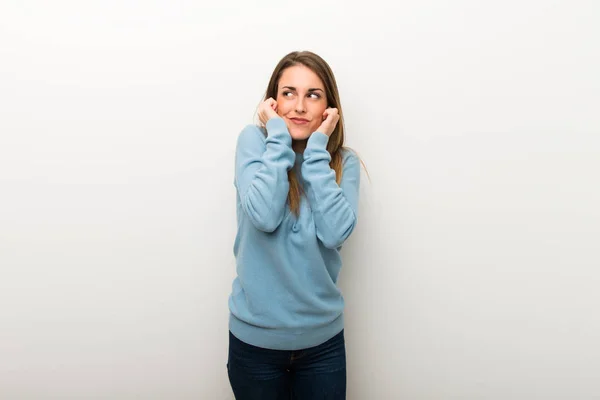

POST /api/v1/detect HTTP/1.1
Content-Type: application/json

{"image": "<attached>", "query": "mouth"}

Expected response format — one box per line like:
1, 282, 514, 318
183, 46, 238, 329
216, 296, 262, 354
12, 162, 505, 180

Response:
289, 117, 310, 125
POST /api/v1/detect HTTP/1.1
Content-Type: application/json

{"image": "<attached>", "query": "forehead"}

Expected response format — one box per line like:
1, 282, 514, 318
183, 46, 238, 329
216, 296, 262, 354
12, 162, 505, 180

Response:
278, 65, 324, 89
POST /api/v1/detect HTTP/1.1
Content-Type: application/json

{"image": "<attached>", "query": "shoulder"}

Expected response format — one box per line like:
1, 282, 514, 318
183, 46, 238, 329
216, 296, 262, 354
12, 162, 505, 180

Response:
239, 124, 267, 141
236, 124, 268, 150
340, 147, 360, 169
338, 147, 361, 186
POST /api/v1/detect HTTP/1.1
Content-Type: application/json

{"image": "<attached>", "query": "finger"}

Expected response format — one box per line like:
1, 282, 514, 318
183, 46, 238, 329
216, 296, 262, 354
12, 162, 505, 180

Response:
330, 110, 339, 122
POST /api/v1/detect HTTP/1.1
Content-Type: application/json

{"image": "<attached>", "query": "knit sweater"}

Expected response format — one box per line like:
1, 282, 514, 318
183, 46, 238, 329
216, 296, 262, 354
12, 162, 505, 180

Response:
228, 117, 360, 350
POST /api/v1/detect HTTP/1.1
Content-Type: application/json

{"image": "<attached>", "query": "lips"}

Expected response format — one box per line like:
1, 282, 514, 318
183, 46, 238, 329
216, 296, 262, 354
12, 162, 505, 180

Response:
290, 117, 309, 125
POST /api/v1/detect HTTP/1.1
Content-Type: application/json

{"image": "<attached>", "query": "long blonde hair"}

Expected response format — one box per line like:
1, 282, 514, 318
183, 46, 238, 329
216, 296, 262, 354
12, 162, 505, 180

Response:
262, 51, 349, 216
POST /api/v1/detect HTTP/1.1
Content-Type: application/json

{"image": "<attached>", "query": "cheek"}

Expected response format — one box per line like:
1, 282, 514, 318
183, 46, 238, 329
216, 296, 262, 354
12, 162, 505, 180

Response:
312, 106, 326, 121
276, 98, 291, 116
313, 103, 327, 117
309, 119, 322, 133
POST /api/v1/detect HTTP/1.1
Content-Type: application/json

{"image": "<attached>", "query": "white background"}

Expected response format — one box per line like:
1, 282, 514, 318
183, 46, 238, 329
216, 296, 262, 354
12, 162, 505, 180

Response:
1, 0, 599, 398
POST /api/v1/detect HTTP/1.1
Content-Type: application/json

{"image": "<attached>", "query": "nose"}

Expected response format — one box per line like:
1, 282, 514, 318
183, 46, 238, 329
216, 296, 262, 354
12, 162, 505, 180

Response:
295, 97, 306, 114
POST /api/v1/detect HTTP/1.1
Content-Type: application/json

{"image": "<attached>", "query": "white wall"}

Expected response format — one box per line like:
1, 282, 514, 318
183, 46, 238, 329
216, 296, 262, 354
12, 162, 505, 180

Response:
1, 0, 598, 398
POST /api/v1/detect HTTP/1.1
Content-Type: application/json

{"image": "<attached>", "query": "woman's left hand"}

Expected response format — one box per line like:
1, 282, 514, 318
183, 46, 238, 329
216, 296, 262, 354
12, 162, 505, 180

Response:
316, 108, 339, 137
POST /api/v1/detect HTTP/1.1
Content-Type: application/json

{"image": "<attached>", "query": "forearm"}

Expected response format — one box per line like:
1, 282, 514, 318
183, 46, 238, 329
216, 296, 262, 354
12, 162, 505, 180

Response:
236, 118, 295, 232
301, 132, 360, 248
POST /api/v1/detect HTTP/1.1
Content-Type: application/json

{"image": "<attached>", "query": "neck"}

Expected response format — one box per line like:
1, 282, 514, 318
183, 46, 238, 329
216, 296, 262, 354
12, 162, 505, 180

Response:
292, 139, 307, 153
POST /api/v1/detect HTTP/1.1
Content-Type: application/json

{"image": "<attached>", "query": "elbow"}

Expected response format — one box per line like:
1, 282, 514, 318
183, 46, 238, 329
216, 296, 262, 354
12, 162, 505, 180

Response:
249, 216, 281, 233
321, 238, 344, 250
320, 217, 357, 249
242, 198, 282, 233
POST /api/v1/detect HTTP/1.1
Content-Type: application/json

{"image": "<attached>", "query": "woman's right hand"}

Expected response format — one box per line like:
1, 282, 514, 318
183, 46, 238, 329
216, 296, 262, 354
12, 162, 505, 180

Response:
258, 98, 279, 125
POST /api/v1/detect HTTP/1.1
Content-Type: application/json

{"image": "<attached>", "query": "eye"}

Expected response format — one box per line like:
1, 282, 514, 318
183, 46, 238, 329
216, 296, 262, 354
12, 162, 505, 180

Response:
282, 91, 294, 97
308, 92, 321, 99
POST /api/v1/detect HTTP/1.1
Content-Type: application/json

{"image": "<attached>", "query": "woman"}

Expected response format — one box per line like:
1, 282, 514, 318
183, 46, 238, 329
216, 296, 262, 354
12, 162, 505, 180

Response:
227, 50, 361, 400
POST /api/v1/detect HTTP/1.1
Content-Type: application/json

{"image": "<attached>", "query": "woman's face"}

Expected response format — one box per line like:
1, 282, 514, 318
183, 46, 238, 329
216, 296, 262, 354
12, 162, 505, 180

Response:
276, 65, 328, 141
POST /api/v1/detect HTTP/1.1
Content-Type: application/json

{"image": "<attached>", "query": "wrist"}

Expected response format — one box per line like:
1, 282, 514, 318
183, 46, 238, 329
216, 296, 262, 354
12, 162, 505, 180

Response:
308, 131, 330, 148
265, 117, 289, 137
316, 125, 333, 137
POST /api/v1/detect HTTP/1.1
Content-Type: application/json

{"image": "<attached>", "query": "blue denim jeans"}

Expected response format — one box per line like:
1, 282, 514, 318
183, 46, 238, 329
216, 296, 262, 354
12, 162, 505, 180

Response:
227, 330, 346, 400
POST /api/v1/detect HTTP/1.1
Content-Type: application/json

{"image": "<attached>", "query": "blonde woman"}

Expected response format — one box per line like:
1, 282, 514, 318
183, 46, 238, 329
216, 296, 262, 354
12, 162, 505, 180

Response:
227, 51, 361, 400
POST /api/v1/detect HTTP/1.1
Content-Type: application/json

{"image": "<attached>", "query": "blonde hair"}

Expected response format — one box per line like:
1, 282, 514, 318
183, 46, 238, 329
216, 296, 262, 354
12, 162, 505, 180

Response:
261, 51, 356, 216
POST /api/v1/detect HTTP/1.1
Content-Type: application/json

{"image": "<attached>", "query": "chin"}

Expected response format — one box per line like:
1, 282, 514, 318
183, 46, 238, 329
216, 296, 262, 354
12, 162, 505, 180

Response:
287, 126, 313, 141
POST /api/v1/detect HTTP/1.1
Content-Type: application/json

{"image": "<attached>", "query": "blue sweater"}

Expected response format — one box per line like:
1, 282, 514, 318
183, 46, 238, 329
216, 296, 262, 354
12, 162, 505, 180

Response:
228, 117, 361, 350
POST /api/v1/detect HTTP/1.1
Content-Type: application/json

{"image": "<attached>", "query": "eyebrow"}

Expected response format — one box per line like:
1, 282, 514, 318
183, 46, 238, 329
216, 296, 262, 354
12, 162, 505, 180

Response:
281, 86, 324, 92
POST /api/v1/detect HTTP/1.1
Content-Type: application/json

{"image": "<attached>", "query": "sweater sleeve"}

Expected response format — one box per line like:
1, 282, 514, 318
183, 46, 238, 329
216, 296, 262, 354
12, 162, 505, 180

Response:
234, 118, 295, 232
301, 131, 361, 249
